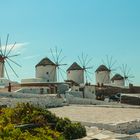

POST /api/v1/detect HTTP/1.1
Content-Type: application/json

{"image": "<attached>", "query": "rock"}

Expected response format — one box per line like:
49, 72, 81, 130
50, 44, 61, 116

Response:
92, 133, 111, 139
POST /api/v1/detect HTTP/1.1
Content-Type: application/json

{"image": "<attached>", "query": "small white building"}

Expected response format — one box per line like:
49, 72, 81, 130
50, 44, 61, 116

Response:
67, 62, 84, 84
111, 73, 125, 86
95, 65, 110, 85
35, 57, 57, 82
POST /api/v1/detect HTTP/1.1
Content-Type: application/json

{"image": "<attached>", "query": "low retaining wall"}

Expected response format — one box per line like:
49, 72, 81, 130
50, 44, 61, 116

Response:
65, 93, 118, 105
0, 92, 65, 108
80, 119, 140, 134
65, 91, 96, 99
121, 95, 140, 105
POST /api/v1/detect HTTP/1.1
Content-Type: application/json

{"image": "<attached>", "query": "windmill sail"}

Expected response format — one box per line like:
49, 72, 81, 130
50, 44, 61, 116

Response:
50, 46, 67, 82
78, 53, 93, 83
0, 34, 21, 79
120, 64, 134, 86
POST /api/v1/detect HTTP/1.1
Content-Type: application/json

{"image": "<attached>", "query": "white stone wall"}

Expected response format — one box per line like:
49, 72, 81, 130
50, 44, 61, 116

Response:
68, 86, 96, 99
95, 71, 110, 85
0, 62, 4, 78
84, 86, 96, 98
67, 70, 84, 84
0, 92, 65, 108
81, 120, 140, 134
36, 65, 56, 82
65, 93, 108, 105
112, 79, 125, 86
66, 91, 83, 98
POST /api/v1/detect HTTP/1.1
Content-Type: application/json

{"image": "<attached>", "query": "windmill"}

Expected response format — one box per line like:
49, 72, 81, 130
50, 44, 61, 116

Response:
50, 46, 67, 82
95, 55, 117, 85
101, 55, 117, 83
119, 64, 134, 86
78, 53, 93, 84
0, 34, 21, 80
102, 55, 117, 73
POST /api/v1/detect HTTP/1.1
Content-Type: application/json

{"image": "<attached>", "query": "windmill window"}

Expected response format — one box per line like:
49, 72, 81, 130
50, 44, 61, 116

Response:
46, 72, 49, 75
47, 80, 49, 82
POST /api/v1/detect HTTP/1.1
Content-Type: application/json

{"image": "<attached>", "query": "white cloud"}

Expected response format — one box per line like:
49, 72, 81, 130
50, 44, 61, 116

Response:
23, 54, 40, 60
1, 42, 29, 55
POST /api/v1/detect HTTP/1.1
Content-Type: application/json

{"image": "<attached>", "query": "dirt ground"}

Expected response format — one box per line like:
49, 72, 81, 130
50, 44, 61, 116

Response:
49, 105, 140, 124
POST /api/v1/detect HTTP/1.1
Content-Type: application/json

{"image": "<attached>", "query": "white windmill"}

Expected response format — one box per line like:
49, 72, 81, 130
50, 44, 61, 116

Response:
35, 57, 57, 82
111, 73, 124, 86
67, 62, 84, 84
35, 47, 66, 82
95, 55, 117, 86
0, 34, 21, 77
67, 53, 93, 85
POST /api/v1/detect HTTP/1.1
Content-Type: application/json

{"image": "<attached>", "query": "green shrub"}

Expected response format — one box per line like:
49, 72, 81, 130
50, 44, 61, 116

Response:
56, 117, 71, 132
0, 103, 86, 139
64, 123, 86, 140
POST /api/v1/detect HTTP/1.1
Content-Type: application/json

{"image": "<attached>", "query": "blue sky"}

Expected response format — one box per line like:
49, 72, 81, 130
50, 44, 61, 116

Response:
0, 0, 140, 85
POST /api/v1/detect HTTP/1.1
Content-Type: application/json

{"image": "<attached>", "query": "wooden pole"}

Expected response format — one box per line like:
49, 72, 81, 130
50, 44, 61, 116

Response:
8, 82, 11, 92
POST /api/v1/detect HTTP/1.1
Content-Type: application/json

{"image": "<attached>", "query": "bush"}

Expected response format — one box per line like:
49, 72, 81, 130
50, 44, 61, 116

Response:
0, 103, 86, 139
64, 123, 86, 140
56, 117, 71, 132
56, 118, 86, 139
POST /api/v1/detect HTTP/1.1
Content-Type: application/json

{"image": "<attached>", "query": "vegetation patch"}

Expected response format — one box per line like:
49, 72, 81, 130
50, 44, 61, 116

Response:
0, 103, 86, 140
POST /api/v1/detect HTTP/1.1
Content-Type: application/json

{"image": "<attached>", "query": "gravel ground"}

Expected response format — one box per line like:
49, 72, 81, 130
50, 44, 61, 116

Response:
49, 105, 140, 124
49, 105, 140, 139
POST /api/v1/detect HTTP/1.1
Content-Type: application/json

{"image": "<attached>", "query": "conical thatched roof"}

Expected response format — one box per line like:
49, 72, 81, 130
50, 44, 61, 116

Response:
95, 65, 110, 72
111, 74, 124, 81
36, 57, 56, 67
67, 62, 83, 71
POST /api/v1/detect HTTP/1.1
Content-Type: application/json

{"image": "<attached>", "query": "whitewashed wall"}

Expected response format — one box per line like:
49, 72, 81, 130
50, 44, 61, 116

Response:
70, 85, 96, 99
67, 70, 84, 84
84, 86, 96, 98
0, 92, 65, 108
0, 62, 4, 78
112, 79, 125, 86
65, 93, 110, 105
36, 65, 56, 82
95, 71, 110, 85
66, 91, 83, 98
